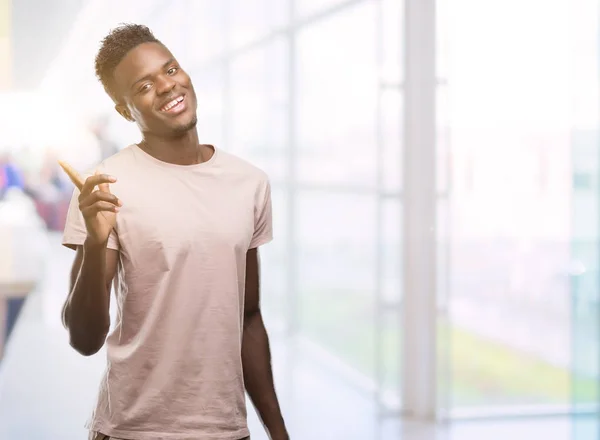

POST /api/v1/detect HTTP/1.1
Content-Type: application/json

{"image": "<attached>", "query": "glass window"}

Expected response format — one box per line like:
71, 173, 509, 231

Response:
437, 86, 451, 196
294, 0, 347, 20
297, 191, 378, 378
185, 0, 227, 66
379, 199, 402, 406
229, 0, 288, 48
381, 200, 402, 305
295, 1, 378, 188
571, 1, 600, 436
381, 0, 403, 85
436, 0, 450, 82
441, 0, 575, 411
191, 65, 225, 149
230, 38, 288, 181
381, 89, 402, 193
147, 0, 187, 56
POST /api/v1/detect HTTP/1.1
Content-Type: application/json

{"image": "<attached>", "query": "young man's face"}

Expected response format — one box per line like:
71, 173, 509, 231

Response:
113, 42, 198, 137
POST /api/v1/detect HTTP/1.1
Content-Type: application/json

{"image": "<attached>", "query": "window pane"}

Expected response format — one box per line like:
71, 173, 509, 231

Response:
229, 0, 288, 48
381, 0, 403, 84
379, 200, 402, 405
381, 89, 402, 193
436, 0, 450, 81
442, 0, 575, 411
192, 66, 225, 148
382, 200, 402, 305
185, 0, 227, 65
296, 2, 378, 187
297, 192, 377, 378
146, 0, 186, 56
379, 310, 402, 409
437, 86, 451, 195
294, 0, 348, 19
571, 1, 600, 437
230, 38, 288, 181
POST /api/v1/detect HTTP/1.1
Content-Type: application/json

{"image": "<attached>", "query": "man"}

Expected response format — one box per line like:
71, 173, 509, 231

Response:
61, 24, 288, 440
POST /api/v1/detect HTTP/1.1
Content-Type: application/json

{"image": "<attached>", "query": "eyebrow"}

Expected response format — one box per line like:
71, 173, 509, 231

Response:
130, 58, 176, 89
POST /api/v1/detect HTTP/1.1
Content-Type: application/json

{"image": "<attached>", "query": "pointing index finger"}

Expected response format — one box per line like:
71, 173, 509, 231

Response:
80, 172, 117, 196
96, 170, 113, 194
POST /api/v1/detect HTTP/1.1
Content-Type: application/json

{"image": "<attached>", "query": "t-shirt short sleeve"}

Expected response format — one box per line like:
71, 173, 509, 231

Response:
62, 168, 119, 251
248, 177, 273, 249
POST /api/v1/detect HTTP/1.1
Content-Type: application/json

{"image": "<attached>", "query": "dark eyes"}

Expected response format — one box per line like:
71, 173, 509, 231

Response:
138, 67, 179, 93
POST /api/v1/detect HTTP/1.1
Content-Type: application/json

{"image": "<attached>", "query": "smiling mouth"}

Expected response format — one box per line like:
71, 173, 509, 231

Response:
160, 95, 185, 112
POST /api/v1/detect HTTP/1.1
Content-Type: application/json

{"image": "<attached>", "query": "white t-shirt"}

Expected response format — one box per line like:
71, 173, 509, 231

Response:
62, 144, 273, 440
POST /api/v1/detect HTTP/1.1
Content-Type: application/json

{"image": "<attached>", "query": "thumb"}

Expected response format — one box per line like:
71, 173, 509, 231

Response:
95, 169, 112, 194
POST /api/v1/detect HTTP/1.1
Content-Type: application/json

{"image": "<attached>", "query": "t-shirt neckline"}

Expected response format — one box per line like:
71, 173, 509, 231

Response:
131, 143, 218, 170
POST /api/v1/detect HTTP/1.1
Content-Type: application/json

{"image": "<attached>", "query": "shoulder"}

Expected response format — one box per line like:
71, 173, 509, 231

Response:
96, 145, 137, 173
77, 145, 138, 181
70, 146, 138, 194
217, 149, 270, 184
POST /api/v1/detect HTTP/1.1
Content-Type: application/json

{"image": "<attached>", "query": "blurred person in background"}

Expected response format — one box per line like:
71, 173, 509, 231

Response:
61, 24, 288, 440
34, 149, 71, 231
0, 152, 25, 199
0, 156, 5, 194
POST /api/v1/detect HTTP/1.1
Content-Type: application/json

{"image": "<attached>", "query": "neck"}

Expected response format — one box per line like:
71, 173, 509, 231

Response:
140, 129, 210, 165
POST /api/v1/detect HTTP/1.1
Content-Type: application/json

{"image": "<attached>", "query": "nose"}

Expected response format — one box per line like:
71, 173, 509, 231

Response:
156, 74, 176, 95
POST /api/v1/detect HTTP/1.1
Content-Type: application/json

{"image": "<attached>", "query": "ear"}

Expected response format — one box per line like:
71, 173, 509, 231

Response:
115, 103, 134, 122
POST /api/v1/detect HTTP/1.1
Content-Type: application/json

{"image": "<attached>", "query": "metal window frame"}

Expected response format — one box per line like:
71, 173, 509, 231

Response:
400, 0, 438, 421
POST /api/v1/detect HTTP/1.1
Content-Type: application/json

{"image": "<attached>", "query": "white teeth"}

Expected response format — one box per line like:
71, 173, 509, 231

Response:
161, 96, 184, 112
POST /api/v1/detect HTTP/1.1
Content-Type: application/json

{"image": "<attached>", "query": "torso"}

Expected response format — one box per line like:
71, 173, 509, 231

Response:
83, 144, 269, 440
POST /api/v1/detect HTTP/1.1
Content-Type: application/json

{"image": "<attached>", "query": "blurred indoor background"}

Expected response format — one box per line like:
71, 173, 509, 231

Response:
0, 0, 598, 439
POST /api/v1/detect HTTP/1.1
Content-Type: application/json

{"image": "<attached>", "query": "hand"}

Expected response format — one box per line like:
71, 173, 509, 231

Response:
78, 171, 122, 246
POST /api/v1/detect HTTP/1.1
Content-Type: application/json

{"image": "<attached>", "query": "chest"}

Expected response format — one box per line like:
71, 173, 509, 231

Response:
113, 174, 255, 270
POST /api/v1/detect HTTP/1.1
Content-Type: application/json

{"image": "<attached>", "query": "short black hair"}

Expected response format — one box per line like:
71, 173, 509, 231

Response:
95, 23, 162, 101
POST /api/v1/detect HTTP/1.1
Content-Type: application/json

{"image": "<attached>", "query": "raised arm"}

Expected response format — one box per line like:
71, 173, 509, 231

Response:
61, 172, 121, 356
